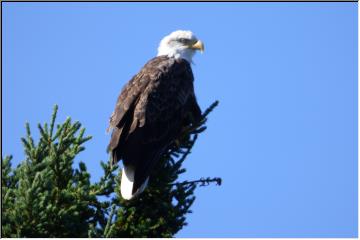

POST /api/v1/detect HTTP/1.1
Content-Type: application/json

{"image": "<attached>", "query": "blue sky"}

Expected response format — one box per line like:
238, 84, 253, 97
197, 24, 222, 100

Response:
2, 2, 357, 237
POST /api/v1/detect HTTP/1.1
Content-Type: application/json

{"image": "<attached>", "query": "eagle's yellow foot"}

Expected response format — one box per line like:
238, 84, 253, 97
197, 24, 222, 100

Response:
174, 139, 181, 148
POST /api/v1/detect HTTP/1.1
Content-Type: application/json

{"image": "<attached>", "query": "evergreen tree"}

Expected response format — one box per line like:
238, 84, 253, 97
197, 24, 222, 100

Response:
2, 102, 220, 237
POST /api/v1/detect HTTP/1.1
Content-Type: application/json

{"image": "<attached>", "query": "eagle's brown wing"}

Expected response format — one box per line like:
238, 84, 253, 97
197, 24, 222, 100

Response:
108, 55, 201, 195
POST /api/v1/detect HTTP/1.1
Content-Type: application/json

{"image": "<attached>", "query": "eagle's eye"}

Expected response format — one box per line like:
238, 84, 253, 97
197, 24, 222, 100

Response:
178, 38, 191, 44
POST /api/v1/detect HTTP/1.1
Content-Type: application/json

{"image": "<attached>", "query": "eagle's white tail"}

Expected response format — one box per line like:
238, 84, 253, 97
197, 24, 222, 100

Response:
121, 166, 149, 200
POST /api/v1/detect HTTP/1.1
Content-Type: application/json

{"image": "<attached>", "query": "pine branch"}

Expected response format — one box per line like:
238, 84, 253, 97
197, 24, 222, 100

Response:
172, 177, 222, 187
2, 105, 96, 237
103, 204, 116, 237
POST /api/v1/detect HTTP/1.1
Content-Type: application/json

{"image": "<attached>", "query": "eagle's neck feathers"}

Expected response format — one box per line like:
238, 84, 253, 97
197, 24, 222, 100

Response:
157, 42, 195, 63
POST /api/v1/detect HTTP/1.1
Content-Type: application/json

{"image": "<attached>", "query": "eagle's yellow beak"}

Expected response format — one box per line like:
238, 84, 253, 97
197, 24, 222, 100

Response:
191, 40, 205, 53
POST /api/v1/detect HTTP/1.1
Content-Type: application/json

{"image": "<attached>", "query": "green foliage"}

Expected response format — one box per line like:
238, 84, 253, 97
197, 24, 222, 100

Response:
1, 101, 220, 237
1, 106, 96, 237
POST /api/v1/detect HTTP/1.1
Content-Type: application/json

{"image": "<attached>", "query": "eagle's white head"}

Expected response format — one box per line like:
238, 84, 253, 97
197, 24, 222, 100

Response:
157, 30, 204, 63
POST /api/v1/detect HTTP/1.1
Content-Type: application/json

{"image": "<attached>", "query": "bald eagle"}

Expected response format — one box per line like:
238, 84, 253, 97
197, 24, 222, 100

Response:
107, 30, 204, 200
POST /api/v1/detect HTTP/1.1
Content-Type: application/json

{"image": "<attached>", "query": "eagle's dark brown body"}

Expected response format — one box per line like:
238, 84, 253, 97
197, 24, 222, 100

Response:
108, 55, 201, 195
